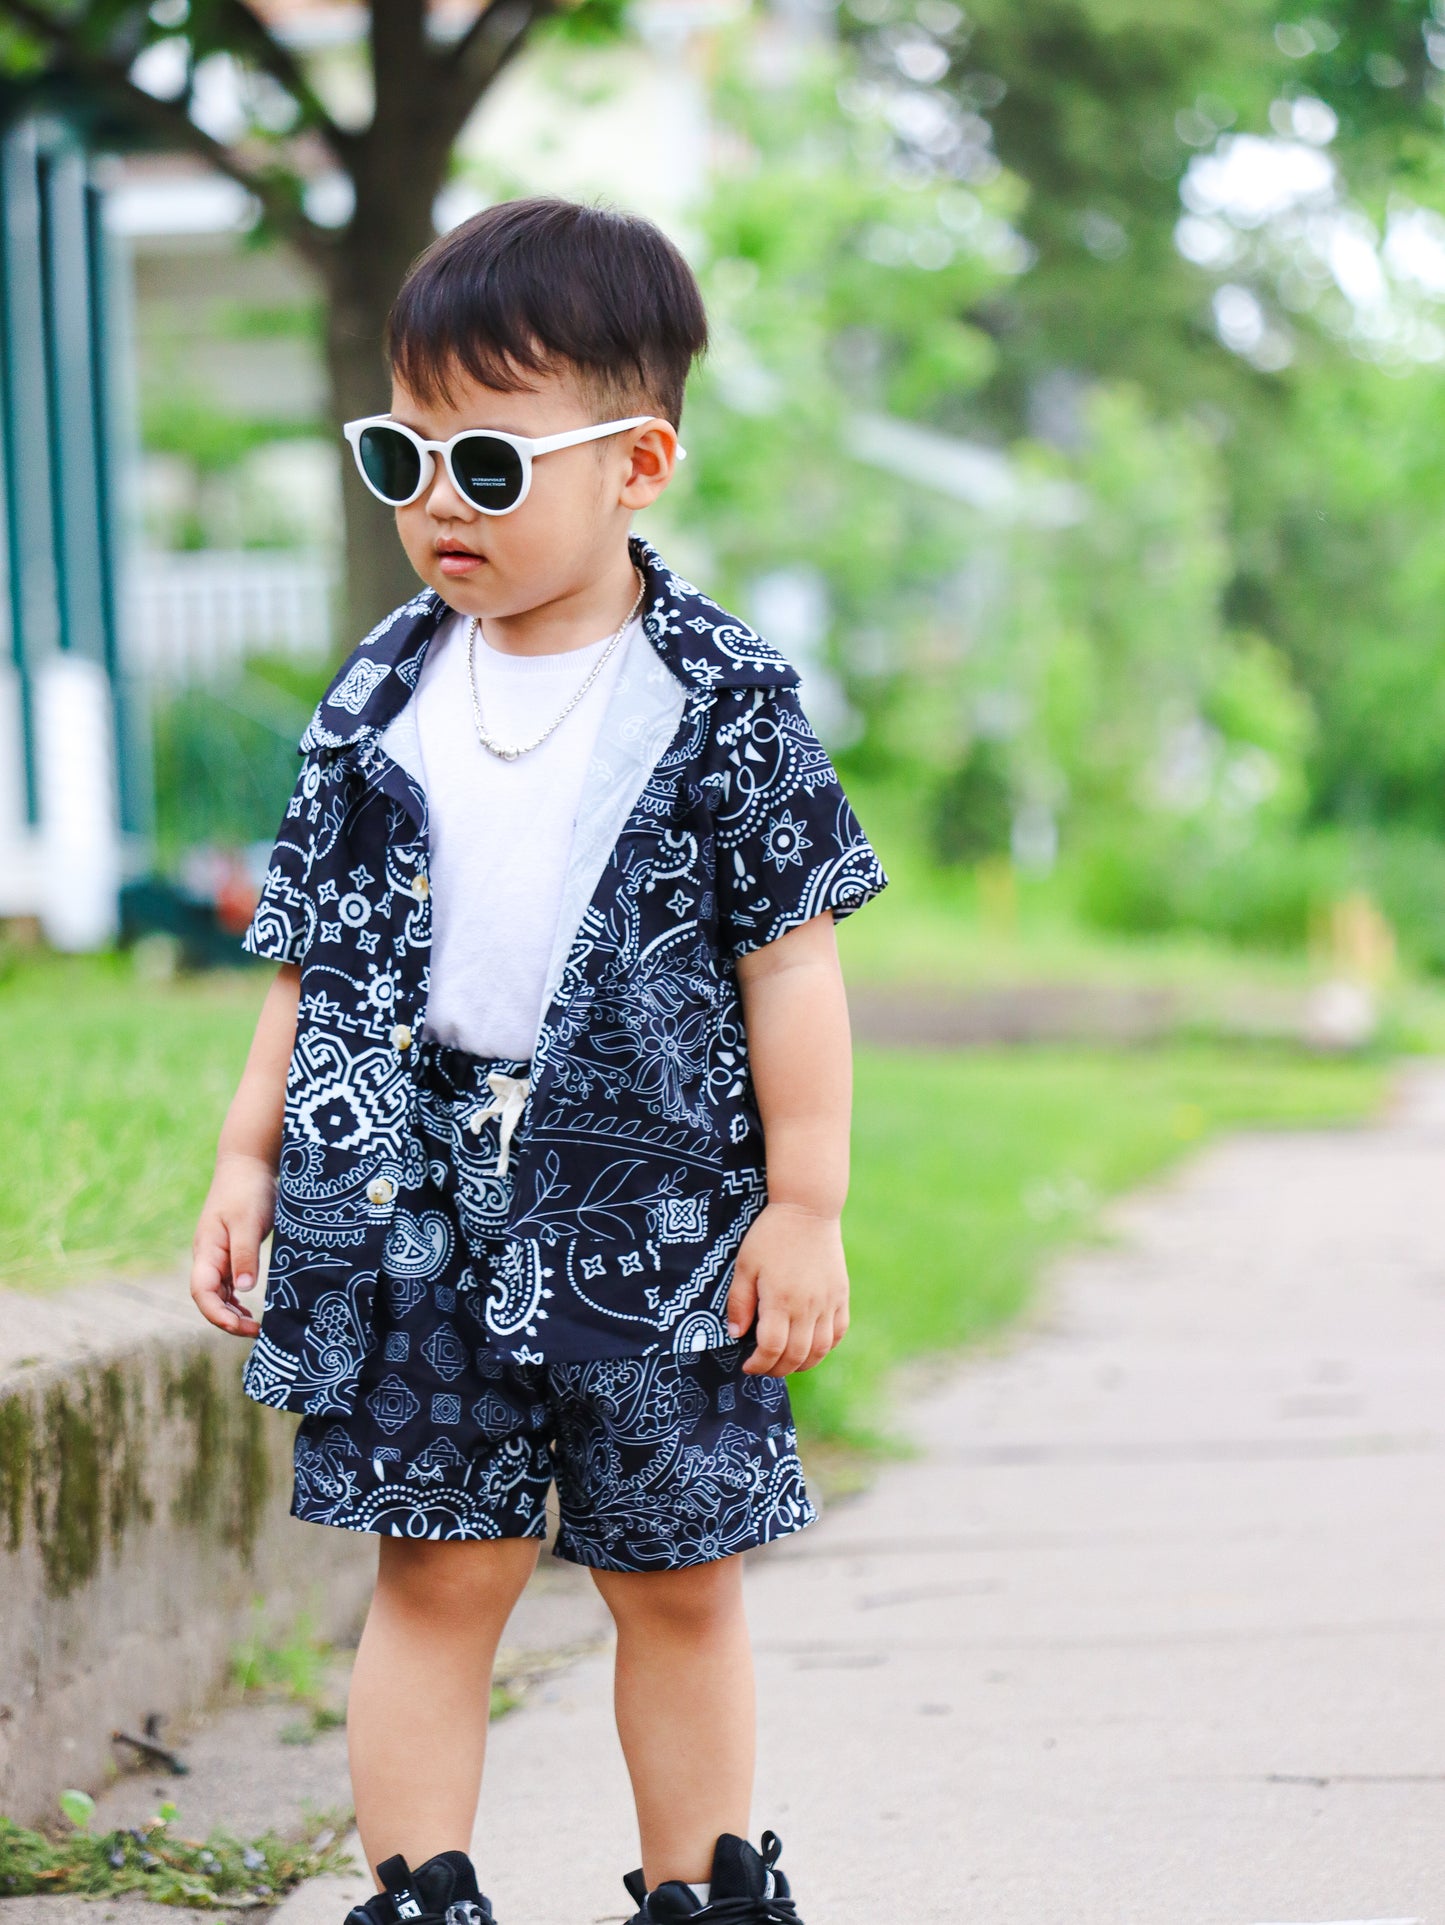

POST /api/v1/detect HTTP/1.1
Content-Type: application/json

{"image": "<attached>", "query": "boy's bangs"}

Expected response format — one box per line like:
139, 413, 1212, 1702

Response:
390, 326, 561, 411
390, 325, 636, 421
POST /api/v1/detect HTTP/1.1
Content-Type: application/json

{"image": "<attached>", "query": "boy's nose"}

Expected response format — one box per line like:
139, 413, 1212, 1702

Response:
423, 458, 476, 521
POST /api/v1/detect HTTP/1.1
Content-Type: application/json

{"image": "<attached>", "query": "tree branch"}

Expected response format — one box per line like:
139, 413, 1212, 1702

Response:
431, 0, 554, 146
210, 0, 356, 167
0, 0, 333, 270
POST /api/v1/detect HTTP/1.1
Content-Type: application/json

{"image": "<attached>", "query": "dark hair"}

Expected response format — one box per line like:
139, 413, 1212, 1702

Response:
386, 197, 708, 426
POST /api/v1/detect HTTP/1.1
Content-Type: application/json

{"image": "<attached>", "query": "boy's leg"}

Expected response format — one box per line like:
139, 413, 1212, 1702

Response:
349, 1535, 540, 1877
591, 1555, 754, 1889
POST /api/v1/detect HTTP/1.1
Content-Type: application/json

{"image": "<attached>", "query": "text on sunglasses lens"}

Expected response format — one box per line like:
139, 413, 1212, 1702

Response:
454, 437, 525, 510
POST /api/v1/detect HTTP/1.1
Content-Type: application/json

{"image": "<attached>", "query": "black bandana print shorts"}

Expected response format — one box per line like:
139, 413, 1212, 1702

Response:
289, 1035, 817, 1570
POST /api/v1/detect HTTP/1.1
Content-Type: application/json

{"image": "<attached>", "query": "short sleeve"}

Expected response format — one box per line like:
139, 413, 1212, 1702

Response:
241, 749, 321, 965
709, 686, 888, 960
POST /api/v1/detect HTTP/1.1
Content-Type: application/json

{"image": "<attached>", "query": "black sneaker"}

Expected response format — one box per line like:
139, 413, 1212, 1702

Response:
622, 1830, 801, 1922
344, 1851, 496, 1925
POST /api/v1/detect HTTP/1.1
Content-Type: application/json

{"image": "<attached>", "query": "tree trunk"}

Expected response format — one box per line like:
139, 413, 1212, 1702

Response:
323, 278, 419, 648
320, 155, 454, 646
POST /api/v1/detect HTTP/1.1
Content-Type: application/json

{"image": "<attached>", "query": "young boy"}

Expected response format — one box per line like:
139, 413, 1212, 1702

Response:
190, 197, 886, 1925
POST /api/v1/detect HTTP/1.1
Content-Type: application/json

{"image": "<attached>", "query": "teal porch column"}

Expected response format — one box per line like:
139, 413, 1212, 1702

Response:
0, 106, 146, 944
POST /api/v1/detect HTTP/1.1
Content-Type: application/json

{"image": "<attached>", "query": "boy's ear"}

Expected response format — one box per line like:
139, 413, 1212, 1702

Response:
618, 420, 681, 510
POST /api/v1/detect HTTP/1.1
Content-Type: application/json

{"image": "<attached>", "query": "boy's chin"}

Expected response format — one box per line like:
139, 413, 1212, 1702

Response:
420, 567, 490, 612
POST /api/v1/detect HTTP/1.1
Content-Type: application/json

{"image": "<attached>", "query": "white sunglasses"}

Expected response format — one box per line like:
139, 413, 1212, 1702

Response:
343, 412, 684, 516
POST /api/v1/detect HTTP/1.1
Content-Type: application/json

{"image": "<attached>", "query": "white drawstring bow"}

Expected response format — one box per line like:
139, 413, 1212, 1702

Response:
468, 1071, 531, 1175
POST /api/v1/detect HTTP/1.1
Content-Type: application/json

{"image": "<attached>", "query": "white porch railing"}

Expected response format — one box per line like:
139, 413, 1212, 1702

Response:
123, 548, 337, 683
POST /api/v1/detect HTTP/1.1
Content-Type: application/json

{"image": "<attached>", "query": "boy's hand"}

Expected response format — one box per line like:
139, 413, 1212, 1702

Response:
727, 1201, 850, 1376
189, 1151, 277, 1339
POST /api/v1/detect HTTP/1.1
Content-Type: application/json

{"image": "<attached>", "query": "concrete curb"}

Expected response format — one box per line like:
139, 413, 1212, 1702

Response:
0, 1270, 372, 1825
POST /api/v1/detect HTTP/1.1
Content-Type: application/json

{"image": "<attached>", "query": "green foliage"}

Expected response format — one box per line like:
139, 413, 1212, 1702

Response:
856, 381, 1317, 918
914, 0, 1280, 418
233, 1608, 345, 1745
1076, 819, 1344, 948
668, 40, 1013, 639
810, 0, 1445, 950
141, 398, 325, 474
0, 1798, 350, 1905
151, 654, 329, 864
839, 0, 1440, 418
1362, 830, 1445, 975
1229, 358, 1445, 837
58, 1789, 95, 1834
232, 1609, 331, 1704
931, 739, 1014, 864
1019, 385, 1239, 820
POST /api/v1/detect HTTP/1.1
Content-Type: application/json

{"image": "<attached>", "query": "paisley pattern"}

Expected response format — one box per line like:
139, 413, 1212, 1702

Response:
290, 1091, 817, 1568
241, 536, 886, 1417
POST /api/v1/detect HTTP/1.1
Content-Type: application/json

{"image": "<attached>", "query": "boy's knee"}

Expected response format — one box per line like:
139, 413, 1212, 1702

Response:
594, 1556, 744, 1638
375, 1534, 538, 1622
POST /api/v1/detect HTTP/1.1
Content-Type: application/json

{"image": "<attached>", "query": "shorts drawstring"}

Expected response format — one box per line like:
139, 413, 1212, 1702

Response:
469, 1071, 531, 1175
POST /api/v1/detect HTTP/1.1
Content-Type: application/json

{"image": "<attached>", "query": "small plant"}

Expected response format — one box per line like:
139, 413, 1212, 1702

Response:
0, 1796, 351, 1905
57, 1789, 95, 1833
232, 1606, 344, 1744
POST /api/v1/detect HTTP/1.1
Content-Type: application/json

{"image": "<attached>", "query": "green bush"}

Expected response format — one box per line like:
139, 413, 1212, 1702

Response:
1354, 831, 1445, 977
1075, 815, 1445, 975
930, 741, 1015, 866
151, 654, 330, 864
1076, 820, 1348, 952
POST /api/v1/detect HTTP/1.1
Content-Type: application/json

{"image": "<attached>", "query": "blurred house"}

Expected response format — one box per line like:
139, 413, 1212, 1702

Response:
0, 0, 727, 950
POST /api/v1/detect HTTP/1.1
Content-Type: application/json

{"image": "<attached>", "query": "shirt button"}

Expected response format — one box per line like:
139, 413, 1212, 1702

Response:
390, 1023, 413, 1051
366, 1176, 396, 1207
411, 874, 429, 899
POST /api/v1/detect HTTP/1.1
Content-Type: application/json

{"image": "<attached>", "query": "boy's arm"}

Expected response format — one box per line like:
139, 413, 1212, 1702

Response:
190, 962, 301, 1338
730, 911, 852, 1377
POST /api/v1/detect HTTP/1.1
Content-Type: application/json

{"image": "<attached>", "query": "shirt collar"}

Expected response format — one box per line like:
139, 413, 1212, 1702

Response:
301, 535, 800, 752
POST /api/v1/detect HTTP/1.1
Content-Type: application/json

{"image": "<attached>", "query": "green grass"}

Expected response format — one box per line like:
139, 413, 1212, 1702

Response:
790, 1042, 1387, 1446
0, 949, 265, 1291
0, 949, 1387, 1461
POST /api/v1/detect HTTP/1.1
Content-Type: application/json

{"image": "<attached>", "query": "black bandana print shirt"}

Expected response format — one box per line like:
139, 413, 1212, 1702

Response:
240, 536, 887, 1416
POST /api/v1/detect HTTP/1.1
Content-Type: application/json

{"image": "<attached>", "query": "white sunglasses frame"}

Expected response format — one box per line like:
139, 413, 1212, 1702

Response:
342, 412, 685, 515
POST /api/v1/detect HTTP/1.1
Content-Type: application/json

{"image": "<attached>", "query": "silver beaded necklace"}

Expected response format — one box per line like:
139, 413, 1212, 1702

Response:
465, 569, 647, 762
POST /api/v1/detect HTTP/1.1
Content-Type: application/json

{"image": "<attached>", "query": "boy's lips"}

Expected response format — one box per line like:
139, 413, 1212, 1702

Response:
436, 541, 485, 577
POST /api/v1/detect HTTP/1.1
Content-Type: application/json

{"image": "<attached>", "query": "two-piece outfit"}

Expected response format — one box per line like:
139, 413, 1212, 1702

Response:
241, 536, 886, 1572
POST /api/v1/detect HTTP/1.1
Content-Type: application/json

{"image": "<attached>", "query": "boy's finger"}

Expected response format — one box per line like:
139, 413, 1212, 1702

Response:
726, 1264, 758, 1342
775, 1317, 816, 1377
192, 1276, 253, 1336
212, 1286, 262, 1336
229, 1223, 262, 1295
190, 1243, 260, 1338
744, 1307, 790, 1376
189, 1239, 228, 1310
803, 1319, 834, 1370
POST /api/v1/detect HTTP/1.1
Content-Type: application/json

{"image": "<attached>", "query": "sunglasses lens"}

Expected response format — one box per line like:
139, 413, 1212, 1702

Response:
357, 425, 422, 504
452, 435, 525, 512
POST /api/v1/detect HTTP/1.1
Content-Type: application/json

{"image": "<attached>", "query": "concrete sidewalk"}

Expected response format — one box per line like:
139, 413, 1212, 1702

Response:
290, 1067, 1445, 1925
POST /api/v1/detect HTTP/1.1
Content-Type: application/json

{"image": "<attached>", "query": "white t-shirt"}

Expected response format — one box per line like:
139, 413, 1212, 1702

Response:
381, 607, 635, 1061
